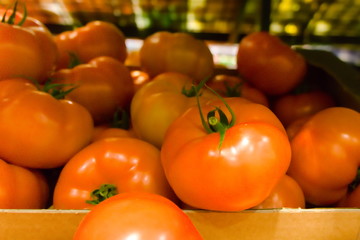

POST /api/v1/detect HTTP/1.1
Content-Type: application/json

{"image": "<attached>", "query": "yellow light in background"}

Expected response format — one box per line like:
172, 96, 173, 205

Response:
313, 20, 331, 35
284, 23, 299, 35
270, 22, 284, 34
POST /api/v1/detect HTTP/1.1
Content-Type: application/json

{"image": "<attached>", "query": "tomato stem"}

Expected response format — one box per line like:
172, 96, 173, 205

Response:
86, 184, 118, 205
41, 81, 78, 99
111, 108, 131, 130
224, 81, 243, 97
1, 1, 27, 26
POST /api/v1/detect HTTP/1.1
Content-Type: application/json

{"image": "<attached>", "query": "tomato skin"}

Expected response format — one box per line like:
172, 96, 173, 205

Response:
0, 11, 58, 82
337, 184, 360, 208
73, 192, 203, 240
236, 32, 307, 95
139, 31, 214, 82
91, 125, 137, 142
0, 159, 49, 209
272, 90, 335, 127
207, 74, 269, 107
53, 137, 178, 209
287, 107, 360, 206
0, 78, 94, 169
161, 98, 291, 211
54, 21, 127, 69
52, 56, 135, 124
252, 175, 305, 209
131, 72, 216, 148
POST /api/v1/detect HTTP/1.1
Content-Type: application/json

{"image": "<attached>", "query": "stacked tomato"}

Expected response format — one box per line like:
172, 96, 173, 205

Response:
0, 3, 359, 239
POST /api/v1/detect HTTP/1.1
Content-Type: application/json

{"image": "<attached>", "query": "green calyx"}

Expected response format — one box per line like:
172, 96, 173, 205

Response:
86, 184, 118, 205
110, 108, 131, 130
33, 79, 77, 100
1, 1, 27, 26
195, 77, 236, 149
223, 82, 243, 97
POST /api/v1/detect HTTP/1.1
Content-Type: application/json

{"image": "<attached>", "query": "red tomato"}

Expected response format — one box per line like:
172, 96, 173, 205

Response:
337, 182, 360, 208
51, 56, 135, 124
207, 74, 269, 107
53, 137, 178, 209
0, 158, 49, 209
0, 5, 58, 82
0, 78, 94, 169
288, 107, 360, 206
139, 31, 214, 82
272, 90, 335, 126
161, 97, 291, 211
237, 32, 307, 95
54, 20, 127, 69
252, 175, 305, 209
73, 192, 203, 240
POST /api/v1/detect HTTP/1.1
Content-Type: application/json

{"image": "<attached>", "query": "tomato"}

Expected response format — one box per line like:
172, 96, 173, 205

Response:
0, 78, 94, 169
236, 32, 307, 95
272, 90, 335, 126
139, 31, 214, 82
53, 137, 178, 209
51, 56, 135, 124
337, 182, 360, 208
73, 192, 203, 240
161, 97, 291, 211
287, 107, 360, 206
252, 175, 305, 209
0, 5, 58, 82
92, 125, 137, 142
207, 74, 269, 107
131, 72, 217, 148
0, 158, 49, 209
54, 20, 127, 69
130, 70, 150, 92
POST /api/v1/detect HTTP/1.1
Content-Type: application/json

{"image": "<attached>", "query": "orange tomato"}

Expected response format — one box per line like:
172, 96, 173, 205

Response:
139, 31, 214, 82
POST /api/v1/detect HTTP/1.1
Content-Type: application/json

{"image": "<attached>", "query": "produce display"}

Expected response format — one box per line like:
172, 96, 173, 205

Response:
0, 2, 359, 239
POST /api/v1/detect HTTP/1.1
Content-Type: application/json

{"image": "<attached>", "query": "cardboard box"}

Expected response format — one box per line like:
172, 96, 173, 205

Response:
0, 208, 359, 240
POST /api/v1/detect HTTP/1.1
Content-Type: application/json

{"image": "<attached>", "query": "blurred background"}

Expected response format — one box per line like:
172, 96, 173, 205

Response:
1, 0, 359, 68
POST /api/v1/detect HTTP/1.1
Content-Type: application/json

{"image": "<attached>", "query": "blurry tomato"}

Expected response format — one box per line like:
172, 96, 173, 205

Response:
207, 74, 269, 107
272, 90, 335, 126
337, 181, 360, 208
237, 32, 307, 95
73, 192, 203, 240
130, 70, 150, 92
252, 175, 305, 209
139, 31, 214, 82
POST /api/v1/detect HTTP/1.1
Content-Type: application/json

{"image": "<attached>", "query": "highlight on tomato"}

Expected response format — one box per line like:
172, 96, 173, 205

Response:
0, 2, 58, 82
53, 137, 178, 209
0, 78, 94, 169
287, 107, 360, 206
73, 192, 204, 240
236, 31, 307, 95
139, 31, 214, 82
161, 91, 291, 211
0, 158, 49, 209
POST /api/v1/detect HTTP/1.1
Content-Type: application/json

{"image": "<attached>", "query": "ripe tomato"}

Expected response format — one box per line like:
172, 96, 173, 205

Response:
73, 192, 203, 240
131, 72, 216, 148
207, 74, 269, 107
272, 90, 335, 126
54, 20, 127, 69
0, 5, 58, 82
161, 97, 291, 211
0, 78, 94, 169
51, 56, 135, 124
139, 31, 214, 82
236, 32, 307, 95
0, 158, 49, 209
53, 137, 178, 209
337, 182, 360, 208
287, 107, 360, 206
252, 175, 305, 209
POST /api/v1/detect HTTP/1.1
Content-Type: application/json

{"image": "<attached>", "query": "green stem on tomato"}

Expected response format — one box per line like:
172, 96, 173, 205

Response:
86, 184, 118, 205
224, 81, 243, 97
41, 81, 78, 100
111, 108, 131, 130
1, 1, 27, 26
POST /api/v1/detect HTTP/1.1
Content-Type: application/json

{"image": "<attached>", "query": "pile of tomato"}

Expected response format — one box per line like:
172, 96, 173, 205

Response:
1, 3, 359, 239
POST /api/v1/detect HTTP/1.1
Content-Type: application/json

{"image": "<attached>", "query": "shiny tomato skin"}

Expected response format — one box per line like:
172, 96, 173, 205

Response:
73, 192, 203, 240
0, 78, 94, 169
287, 107, 360, 206
272, 90, 335, 127
0, 159, 49, 209
253, 175, 305, 209
161, 98, 291, 211
55, 21, 127, 69
236, 32, 307, 95
53, 137, 178, 209
139, 31, 214, 82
